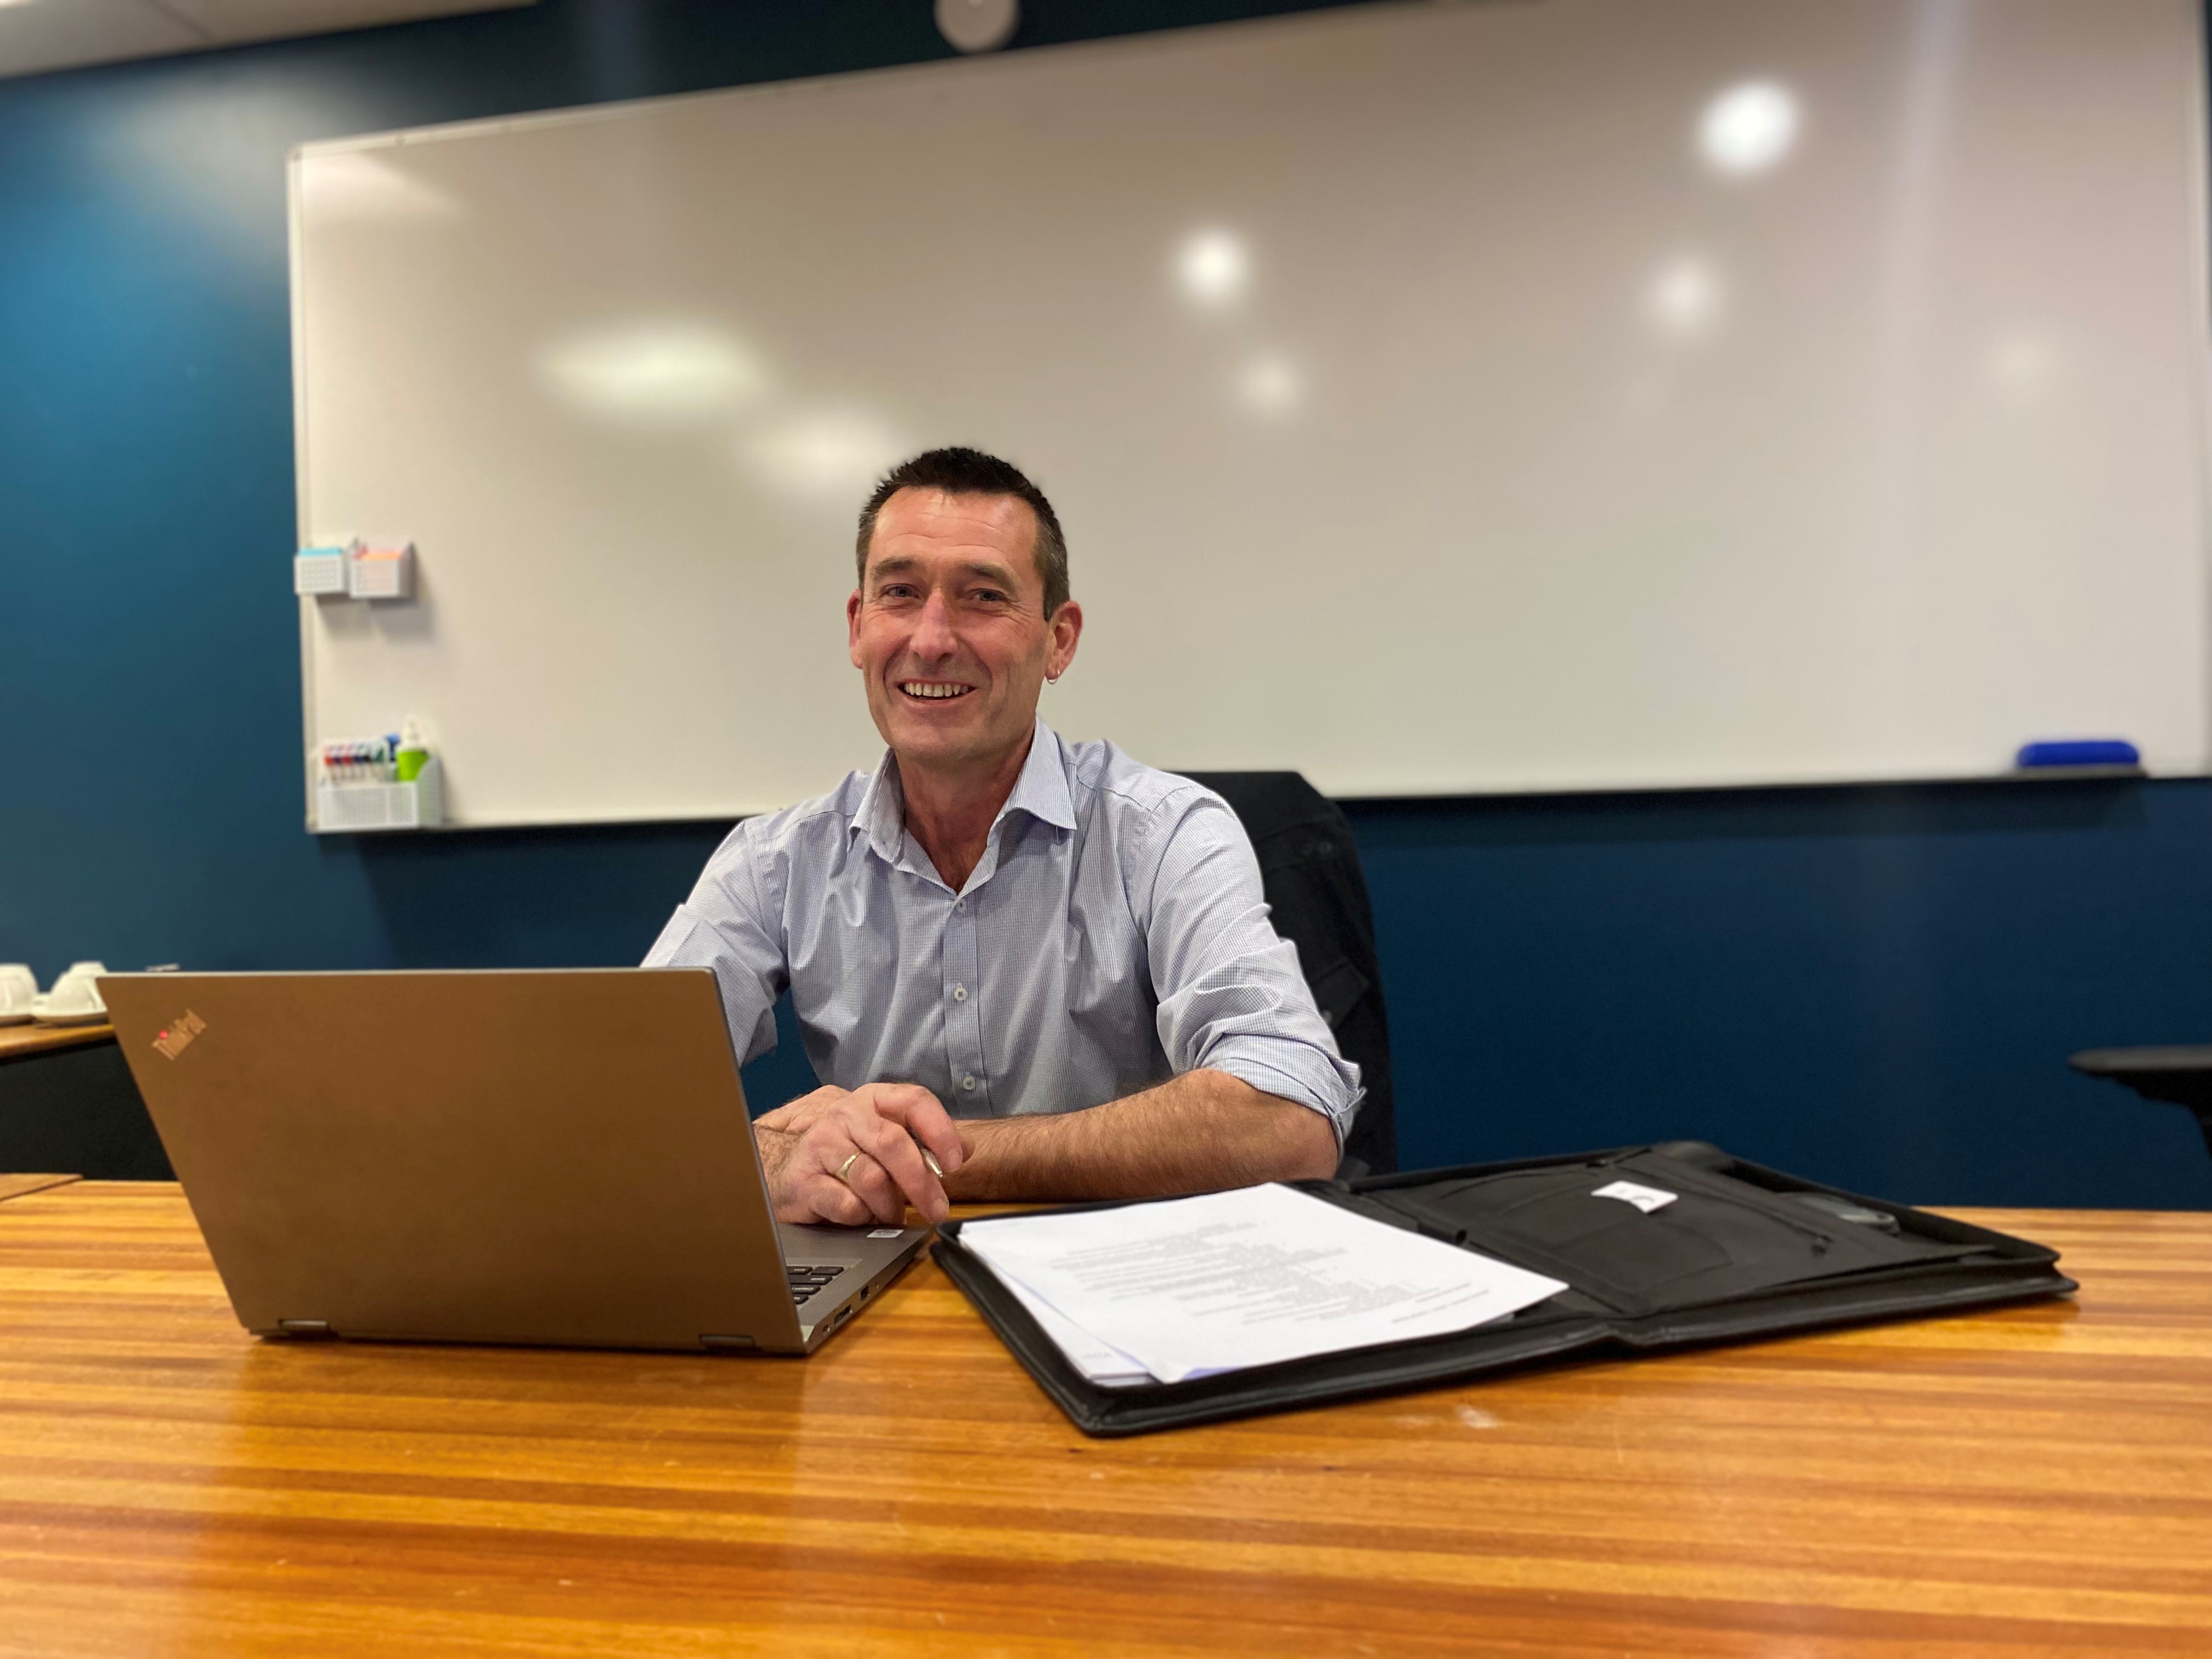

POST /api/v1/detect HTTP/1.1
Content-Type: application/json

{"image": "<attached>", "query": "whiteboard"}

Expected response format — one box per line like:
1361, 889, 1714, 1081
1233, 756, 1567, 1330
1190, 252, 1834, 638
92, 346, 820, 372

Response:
292, 0, 2212, 827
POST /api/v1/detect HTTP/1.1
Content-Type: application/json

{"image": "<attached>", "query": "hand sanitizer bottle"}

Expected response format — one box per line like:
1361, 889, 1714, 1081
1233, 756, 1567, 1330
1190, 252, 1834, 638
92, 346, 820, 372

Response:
395, 718, 431, 784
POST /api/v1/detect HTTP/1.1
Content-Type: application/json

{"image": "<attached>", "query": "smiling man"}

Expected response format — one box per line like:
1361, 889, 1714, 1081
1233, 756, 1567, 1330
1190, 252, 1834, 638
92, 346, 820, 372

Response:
644, 447, 1359, 1226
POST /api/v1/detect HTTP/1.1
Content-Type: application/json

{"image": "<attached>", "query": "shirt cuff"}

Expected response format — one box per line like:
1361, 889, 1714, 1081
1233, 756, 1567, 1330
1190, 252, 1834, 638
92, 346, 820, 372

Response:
1200, 1035, 1364, 1152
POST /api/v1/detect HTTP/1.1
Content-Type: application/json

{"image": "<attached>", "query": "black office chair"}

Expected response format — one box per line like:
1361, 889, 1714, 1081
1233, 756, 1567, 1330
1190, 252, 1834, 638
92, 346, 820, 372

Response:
2070, 1046, 2212, 1158
1178, 771, 1397, 1177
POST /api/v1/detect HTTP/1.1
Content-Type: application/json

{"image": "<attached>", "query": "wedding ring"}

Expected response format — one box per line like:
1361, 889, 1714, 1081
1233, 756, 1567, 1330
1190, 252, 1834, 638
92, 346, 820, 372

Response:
834, 1152, 862, 1186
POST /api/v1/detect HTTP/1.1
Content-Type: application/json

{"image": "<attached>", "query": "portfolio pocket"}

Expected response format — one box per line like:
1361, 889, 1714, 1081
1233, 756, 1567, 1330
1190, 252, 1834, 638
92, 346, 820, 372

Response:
1380, 1163, 1944, 1317
1504, 1197, 1731, 1295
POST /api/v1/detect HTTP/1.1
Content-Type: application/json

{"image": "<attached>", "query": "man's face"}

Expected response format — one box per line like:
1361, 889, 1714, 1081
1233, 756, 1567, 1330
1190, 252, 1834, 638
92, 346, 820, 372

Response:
847, 488, 1081, 778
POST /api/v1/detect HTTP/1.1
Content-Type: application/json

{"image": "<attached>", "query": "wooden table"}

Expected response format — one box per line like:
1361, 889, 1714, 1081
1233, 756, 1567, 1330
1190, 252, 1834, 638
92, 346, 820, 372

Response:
1, 1184, 2207, 1656
0, 1020, 114, 1061
0, 1172, 76, 1203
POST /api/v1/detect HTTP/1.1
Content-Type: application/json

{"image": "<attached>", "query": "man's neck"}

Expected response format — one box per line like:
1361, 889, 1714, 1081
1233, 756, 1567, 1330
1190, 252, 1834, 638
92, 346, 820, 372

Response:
896, 729, 1036, 894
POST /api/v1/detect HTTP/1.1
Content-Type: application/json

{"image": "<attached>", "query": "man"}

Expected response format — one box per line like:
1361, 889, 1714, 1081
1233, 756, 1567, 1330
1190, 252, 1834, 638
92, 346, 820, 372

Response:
645, 447, 1359, 1226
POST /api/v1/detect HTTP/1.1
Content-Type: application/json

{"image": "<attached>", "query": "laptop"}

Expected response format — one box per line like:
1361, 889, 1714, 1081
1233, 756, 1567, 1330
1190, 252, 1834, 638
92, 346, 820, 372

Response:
100, 968, 932, 1355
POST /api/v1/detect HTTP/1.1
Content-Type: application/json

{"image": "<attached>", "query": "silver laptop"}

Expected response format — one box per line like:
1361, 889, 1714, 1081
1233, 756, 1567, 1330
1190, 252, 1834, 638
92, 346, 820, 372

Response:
100, 968, 930, 1355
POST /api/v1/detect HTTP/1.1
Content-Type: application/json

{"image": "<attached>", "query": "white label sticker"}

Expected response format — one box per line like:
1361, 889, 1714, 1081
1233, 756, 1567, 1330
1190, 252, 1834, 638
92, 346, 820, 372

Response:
1592, 1180, 1678, 1214
868, 1228, 904, 1239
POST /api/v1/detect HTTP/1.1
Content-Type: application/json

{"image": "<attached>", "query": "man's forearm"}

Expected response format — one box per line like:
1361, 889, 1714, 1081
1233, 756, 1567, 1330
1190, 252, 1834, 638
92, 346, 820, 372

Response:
943, 1069, 1340, 1203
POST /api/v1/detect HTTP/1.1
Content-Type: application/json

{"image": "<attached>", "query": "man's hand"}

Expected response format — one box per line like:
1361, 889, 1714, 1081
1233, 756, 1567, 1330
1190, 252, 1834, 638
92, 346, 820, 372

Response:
753, 1084, 969, 1226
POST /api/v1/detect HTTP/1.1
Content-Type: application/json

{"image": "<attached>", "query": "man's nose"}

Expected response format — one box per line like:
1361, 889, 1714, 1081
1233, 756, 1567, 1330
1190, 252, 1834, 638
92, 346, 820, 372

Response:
911, 589, 958, 657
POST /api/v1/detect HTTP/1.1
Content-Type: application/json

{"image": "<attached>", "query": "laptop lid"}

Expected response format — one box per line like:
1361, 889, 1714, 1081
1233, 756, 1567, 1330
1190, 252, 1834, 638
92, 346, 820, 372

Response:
102, 968, 816, 1353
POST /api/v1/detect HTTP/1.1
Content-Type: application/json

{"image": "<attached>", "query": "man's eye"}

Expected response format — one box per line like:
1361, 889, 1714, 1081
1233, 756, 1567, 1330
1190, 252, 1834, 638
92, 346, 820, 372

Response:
972, 589, 1009, 604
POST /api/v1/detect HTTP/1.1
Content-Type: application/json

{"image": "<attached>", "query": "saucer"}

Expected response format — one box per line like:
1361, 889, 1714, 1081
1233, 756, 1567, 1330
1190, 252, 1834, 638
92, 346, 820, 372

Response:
0, 1011, 35, 1026
31, 1005, 109, 1027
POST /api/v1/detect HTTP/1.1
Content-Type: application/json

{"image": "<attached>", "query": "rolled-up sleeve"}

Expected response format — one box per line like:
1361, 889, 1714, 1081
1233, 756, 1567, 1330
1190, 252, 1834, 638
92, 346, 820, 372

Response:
1136, 789, 1364, 1146
641, 822, 787, 1067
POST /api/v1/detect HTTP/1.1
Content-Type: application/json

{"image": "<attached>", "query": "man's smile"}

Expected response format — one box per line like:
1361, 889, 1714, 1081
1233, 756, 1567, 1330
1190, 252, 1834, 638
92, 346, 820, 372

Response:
899, 680, 975, 701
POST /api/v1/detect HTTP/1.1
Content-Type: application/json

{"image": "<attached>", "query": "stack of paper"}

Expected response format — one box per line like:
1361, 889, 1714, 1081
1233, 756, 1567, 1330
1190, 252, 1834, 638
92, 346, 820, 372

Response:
958, 1183, 1568, 1386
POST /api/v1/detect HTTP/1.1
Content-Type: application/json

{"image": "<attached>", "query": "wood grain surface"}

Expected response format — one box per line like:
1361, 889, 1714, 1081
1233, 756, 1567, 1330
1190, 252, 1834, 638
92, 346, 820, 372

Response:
1, 1183, 2206, 1657
0, 1173, 77, 1204
0, 1022, 114, 1062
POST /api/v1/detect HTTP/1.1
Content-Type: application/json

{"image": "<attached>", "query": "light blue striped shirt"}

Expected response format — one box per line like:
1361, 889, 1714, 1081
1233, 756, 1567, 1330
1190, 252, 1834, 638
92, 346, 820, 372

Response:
644, 718, 1362, 1143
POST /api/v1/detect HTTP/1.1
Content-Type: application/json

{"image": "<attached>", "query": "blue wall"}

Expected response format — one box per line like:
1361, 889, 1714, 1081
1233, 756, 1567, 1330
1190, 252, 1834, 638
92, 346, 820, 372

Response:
3, 0, 2208, 1209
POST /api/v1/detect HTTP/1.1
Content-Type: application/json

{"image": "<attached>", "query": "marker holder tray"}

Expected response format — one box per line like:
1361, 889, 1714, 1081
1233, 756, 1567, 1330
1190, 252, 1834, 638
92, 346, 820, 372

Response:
313, 757, 443, 833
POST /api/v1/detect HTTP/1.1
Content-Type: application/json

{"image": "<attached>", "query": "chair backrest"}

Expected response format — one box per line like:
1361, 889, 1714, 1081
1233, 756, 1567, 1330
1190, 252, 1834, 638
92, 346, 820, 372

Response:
1178, 772, 1397, 1176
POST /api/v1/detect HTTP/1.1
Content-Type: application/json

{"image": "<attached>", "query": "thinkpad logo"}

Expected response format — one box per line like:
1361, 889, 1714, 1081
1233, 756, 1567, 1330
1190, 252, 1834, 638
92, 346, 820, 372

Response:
153, 1011, 207, 1060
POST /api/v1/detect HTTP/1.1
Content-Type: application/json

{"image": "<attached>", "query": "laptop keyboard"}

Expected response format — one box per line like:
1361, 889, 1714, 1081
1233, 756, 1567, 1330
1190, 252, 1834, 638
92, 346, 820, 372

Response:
787, 1264, 847, 1306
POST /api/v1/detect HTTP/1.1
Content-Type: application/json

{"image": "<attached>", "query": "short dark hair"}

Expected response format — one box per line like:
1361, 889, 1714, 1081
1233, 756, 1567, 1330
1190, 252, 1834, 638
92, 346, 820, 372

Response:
855, 447, 1070, 617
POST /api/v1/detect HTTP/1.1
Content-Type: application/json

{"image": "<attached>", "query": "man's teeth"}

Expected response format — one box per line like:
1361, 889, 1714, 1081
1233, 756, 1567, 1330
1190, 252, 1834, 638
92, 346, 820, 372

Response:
900, 682, 970, 699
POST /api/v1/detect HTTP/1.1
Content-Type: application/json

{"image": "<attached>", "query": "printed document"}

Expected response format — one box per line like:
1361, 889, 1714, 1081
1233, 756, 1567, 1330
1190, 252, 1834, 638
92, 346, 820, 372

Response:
1000, 1273, 1154, 1387
960, 1183, 1568, 1384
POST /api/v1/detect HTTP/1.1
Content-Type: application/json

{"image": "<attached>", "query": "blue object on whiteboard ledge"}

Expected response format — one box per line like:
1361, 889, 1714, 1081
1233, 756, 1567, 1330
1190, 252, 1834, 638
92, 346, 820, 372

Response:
2014, 739, 2142, 771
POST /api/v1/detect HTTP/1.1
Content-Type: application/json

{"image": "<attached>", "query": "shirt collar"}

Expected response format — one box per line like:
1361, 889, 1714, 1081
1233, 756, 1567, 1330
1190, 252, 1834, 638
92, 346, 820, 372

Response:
848, 715, 1076, 866
850, 749, 908, 866
998, 715, 1078, 835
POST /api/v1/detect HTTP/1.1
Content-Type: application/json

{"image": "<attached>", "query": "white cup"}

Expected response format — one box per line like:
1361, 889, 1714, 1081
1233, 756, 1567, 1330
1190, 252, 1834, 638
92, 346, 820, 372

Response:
0, 964, 37, 1022
40, 962, 110, 1018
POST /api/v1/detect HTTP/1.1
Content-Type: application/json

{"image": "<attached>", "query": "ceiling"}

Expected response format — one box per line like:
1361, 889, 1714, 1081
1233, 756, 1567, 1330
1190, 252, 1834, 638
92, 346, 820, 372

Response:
0, 0, 539, 81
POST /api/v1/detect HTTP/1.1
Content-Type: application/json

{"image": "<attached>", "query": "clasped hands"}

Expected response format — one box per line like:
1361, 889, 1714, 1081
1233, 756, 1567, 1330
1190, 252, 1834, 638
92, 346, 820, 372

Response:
753, 1083, 969, 1226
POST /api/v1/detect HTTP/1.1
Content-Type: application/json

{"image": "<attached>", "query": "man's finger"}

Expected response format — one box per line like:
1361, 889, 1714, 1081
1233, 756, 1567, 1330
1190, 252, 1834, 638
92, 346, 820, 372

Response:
803, 1175, 873, 1227
857, 1084, 968, 1176
849, 1108, 949, 1223
803, 1133, 881, 1223
811, 1124, 909, 1226
832, 1145, 907, 1226
770, 1172, 867, 1227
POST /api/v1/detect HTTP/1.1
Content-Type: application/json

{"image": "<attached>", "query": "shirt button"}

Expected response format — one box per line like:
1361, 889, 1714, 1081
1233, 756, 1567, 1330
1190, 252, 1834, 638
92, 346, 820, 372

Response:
954, 898, 966, 912
952, 984, 968, 1002
962, 1074, 977, 1091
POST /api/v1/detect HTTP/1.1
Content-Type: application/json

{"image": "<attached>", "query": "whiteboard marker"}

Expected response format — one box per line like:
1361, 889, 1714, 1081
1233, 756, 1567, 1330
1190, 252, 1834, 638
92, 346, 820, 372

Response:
2015, 740, 2140, 770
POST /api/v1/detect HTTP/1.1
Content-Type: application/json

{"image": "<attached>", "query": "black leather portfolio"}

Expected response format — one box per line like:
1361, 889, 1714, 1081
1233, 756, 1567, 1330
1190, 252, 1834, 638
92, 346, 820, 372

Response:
933, 1142, 2075, 1437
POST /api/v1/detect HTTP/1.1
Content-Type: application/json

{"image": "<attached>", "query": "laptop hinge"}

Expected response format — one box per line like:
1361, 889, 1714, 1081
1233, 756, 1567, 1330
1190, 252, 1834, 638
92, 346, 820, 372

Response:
276, 1319, 334, 1338
699, 1333, 758, 1351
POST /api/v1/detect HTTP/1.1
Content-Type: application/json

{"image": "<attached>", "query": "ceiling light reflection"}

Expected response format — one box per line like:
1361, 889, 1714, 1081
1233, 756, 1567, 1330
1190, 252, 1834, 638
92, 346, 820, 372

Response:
1178, 229, 1249, 307
539, 324, 770, 425
1237, 354, 1302, 418
1645, 255, 1724, 338
1989, 335, 2057, 394
1699, 81, 1801, 176
741, 408, 910, 499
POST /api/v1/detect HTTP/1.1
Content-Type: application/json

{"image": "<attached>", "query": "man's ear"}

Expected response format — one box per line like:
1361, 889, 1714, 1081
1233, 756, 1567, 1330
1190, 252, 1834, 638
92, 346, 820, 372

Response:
1046, 599, 1084, 681
847, 589, 865, 669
